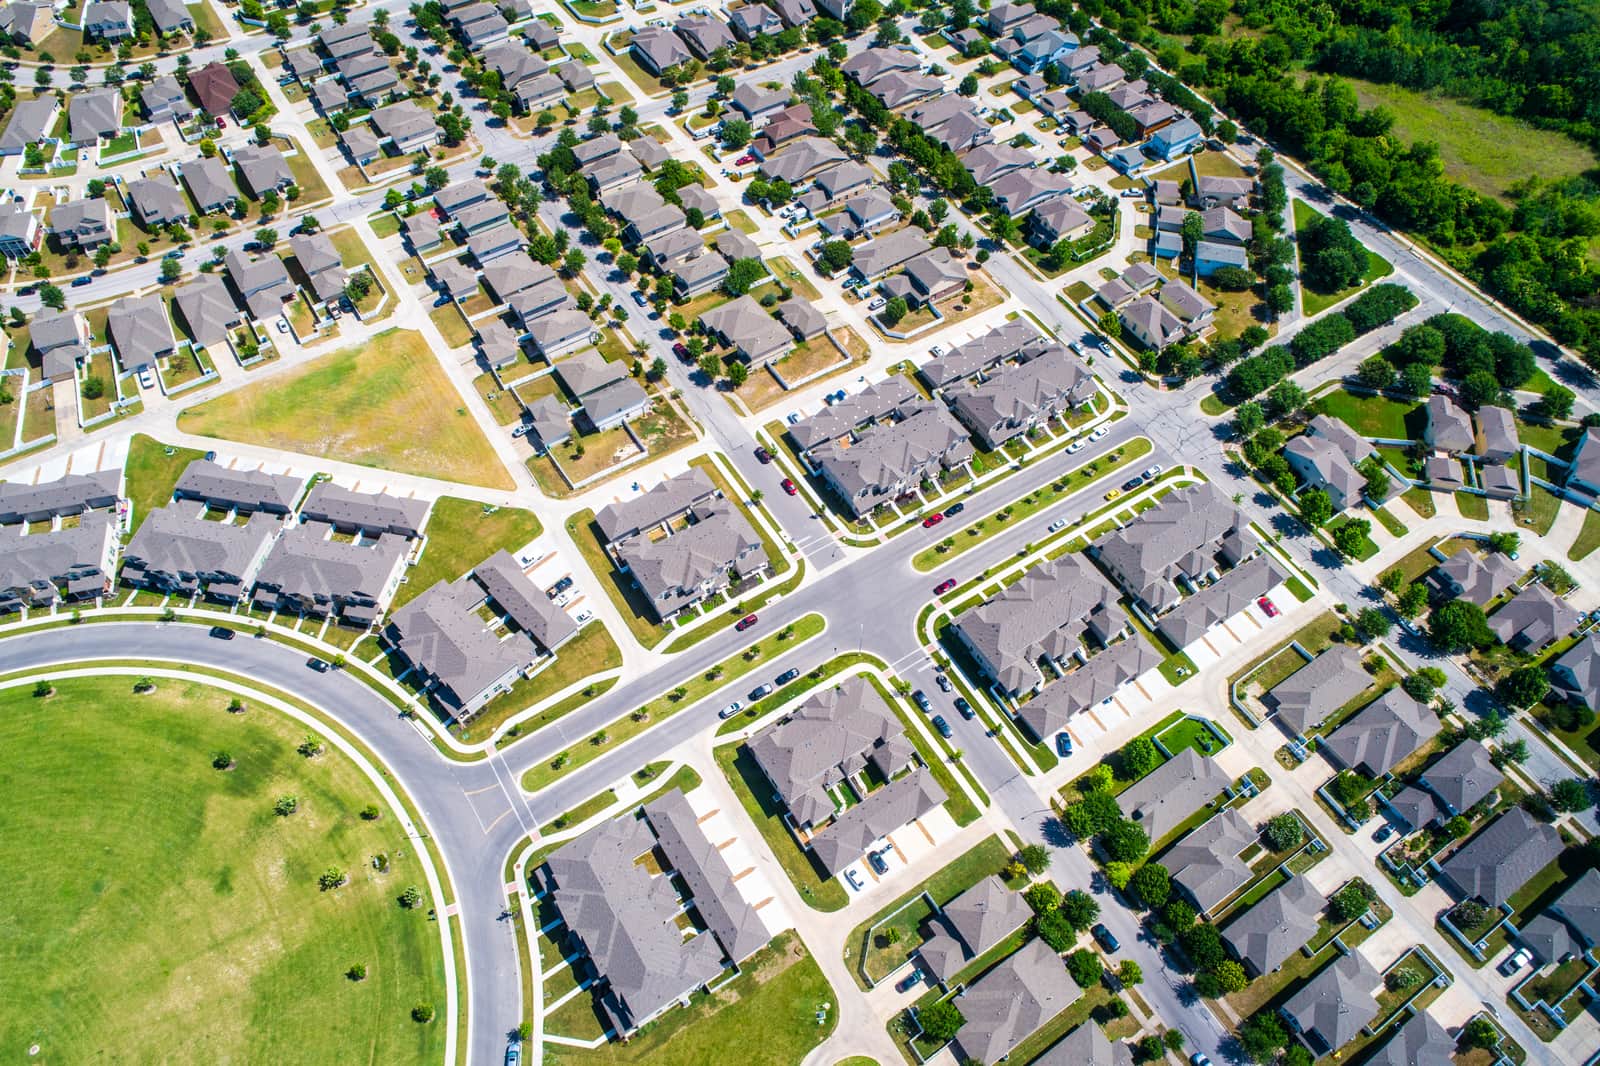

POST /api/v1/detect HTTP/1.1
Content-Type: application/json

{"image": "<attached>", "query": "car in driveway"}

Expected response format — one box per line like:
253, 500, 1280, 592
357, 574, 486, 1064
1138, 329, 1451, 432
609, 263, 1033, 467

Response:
895, 969, 925, 993
1056, 731, 1072, 757
954, 696, 973, 719
868, 296, 886, 310
931, 715, 952, 738
781, 478, 797, 495
735, 613, 758, 631
1373, 822, 1393, 843
921, 513, 943, 528
1092, 923, 1119, 953
934, 578, 956, 595
776, 668, 800, 684
209, 626, 234, 640
868, 850, 889, 875
735, 154, 755, 166
718, 700, 743, 719
912, 690, 931, 712
755, 447, 772, 464
845, 868, 864, 890
1257, 596, 1279, 618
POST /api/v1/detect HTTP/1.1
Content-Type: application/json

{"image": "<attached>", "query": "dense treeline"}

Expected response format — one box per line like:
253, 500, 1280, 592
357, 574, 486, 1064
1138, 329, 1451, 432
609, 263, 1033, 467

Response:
1226, 283, 1418, 399
1040, 0, 1600, 366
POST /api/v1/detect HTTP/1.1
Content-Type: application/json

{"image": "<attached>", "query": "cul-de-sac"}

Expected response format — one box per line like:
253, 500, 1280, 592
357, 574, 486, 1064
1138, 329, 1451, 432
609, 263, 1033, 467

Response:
4, 1, 1600, 1064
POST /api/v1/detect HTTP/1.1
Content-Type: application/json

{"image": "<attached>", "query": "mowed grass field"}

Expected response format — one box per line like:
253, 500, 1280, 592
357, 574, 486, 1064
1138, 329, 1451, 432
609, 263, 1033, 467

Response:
0, 676, 447, 1064
177, 330, 513, 490
1345, 77, 1600, 202
392, 495, 543, 610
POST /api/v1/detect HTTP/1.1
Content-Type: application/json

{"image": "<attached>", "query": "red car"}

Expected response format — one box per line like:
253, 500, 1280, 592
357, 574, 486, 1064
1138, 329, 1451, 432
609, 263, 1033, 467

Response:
735, 613, 758, 631
672, 341, 690, 360
736, 154, 755, 165
754, 447, 772, 464
922, 513, 944, 528
1257, 596, 1280, 618
781, 478, 797, 496
934, 579, 956, 595
215, 116, 226, 129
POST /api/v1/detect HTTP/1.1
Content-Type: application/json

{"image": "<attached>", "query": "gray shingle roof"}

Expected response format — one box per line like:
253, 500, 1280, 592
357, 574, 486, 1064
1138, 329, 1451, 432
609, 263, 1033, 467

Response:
1155, 554, 1286, 650
1426, 395, 1475, 452
1370, 1010, 1454, 1066
1322, 688, 1440, 777
68, 88, 122, 144
808, 766, 945, 876
1439, 807, 1564, 906
1221, 873, 1322, 975
0, 469, 120, 524
0, 95, 56, 150
1015, 637, 1162, 741
701, 295, 792, 366
1282, 950, 1380, 1053
1552, 633, 1600, 711
0, 510, 114, 609
1166, 806, 1254, 914
107, 295, 175, 366
1030, 1021, 1134, 1066
810, 402, 973, 505
389, 573, 542, 711
233, 143, 292, 197
1488, 583, 1579, 650
746, 675, 911, 832
124, 175, 189, 226
616, 500, 767, 619
950, 939, 1075, 1065
1419, 738, 1500, 817
1115, 747, 1231, 844
758, 136, 847, 183
916, 875, 1032, 981
595, 468, 717, 543
122, 506, 278, 595
475, 549, 576, 650
1264, 644, 1371, 736
174, 459, 302, 514
300, 481, 428, 537
788, 376, 916, 451
182, 156, 238, 210
171, 274, 240, 348
920, 320, 1051, 390
28, 308, 85, 352
643, 789, 770, 962
1433, 549, 1520, 607
1093, 482, 1257, 612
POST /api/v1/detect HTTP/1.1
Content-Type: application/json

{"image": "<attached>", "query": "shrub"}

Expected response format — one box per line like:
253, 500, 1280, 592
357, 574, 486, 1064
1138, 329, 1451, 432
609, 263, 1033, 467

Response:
1263, 813, 1304, 851
1119, 736, 1160, 779
1065, 948, 1103, 988
347, 963, 367, 981
1099, 819, 1149, 864
1129, 863, 1170, 908
917, 999, 964, 1041
1036, 908, 1076, 952
398, 885, 423, 909
1024, 883, 1061, 914
412, 1004, 435, 1023
273, 795, 298, 817
318, 867, 346, 891
1330, 881, 1375, 922
1017, 843, 1051, 875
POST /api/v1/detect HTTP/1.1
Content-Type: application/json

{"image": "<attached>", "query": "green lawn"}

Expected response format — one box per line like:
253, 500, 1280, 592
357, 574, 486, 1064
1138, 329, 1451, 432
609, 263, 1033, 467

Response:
1457, 491, 1490, 520
124, 433, 206, 534
1308, 388, 1420, 440
544, 932, 834, 1066
393, 497, 542, 610
1569, 508, 1600, 561
178, 329, 513, 490
1518, 486, 1563, 535
565, 508, 671, 649
0, 676, 447, 1064
715, 743, 850, 912
1294, 200, 1395, 316
1345, 77, 1600, 203
453, 625, 621, 744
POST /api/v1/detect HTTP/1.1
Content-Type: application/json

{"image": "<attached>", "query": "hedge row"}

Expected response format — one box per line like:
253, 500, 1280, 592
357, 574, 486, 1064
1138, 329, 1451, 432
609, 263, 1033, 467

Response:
1227, 284, 1417, 399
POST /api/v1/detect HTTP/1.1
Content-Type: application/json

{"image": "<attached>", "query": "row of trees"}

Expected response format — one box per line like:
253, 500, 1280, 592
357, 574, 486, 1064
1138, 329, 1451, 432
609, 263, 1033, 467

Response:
1226, 283, 1417, 400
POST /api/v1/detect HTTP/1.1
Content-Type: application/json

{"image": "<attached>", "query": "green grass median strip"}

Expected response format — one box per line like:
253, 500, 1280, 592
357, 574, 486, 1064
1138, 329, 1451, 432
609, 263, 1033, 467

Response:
521, 614, 826, 792
913, 438, 1153, 572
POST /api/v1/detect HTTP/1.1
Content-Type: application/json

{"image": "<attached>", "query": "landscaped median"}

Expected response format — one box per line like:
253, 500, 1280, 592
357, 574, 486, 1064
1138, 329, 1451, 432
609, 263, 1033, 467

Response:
912, 437, 1154, 572
520, 613, 826, 794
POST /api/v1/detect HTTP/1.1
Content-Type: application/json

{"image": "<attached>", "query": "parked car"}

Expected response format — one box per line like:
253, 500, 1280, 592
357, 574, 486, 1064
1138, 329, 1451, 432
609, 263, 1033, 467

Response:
895, 969, 925, 993
1089, 424, 1109, 440
943, 502, 964, 517
735, 613, 758, 631
1499, 948, 1532, 977
845, 868, 864, 890
672, 341, 690, 360
921, 513, 943, 528
954, 697, 973, 719
775, 668, 799, 684
506, 1044, 520, 1066
511, 423, 531, 438
1048, 518, 1067, 532
868, 850, 889, 874
1257, 596, 1280, 618
631, 290, 647, 307
749, 683, 773, 701
1056, 731, 1073, 757
781, 478, 798, 495
868, 296, 886, 310
1190, 1055, 1212, 1066
71, 275, 93, 287
215, 116, 226, 128
1103, 487, 1121, 501
936, 674, 952, 692
928, 345, 945, 357
1373, 823, 1393, 843
754, 447, 772, 464
276, 318, 289, 334
1091, 923, 1119, 953
1121, 477, 1143, 491
735, 154, 755, 165
137, 368, 155, 390
934, 578, 957, 595
306, 658, 330, 672
718, 701, 743, 719
1142, 464, 1163, 481
209, 626, 234, 640
1067, 440, 1085, 453
932, 715, 952, 738
912, 690, 931, 712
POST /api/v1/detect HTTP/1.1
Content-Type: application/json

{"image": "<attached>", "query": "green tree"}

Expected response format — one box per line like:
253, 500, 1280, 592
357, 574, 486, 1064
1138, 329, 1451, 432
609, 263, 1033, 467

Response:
1297, 487, 1333, 528
1429, 600, 1494, 652
1332, 518, 1372, 559
819, 240, 853, 272
1238, 1013, 1289, 1064
1129, 862, 1171, 908
1119, 736, 1159, 779
1233, 400, 1264, 438
1356, 354, 1396, 388
1330, 881, 1374, 922
1397, 583, 1429, 619
1551, 778, 1593, 812
1099, 819, 1149, 864
1118, 959, 1143, 986
1500, 666, 1549, 708
1210, 960, 1249, 994
1460, 1018, 1500, 1051
1059, 889, 1099, 929
1035, 908, 1076, 951
1264, 813, 1304, 851
1354, 606, 1392, 641
1065, 949, 1103, 988
881, 296, 909, 328
724, 257, 766, 296
1024, 882, 1061, 914
726, 361, 748, 388
273, 795, 298, 816
917, 999, 964, 1041
1017, 844, 1051, 875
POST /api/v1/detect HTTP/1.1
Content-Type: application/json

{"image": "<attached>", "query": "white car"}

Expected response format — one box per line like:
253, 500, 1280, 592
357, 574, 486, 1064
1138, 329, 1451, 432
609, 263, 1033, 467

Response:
928, 345, 945, 357
276, 318, 289, 334
137, 368, 155, 390
718, 701, 743, 719
1143, 464, 1163, 481
1089, 425, 1109, 441
1048, 518, 1067, 532
867, 297, 886, 310
1067, 440, 1085, 453
573, 609, 594, 625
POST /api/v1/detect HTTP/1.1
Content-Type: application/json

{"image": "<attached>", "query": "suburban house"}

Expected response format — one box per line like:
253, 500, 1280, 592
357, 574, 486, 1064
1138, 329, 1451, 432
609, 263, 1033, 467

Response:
868, 70, 945, 111
950, 941, 1075, 1065
914, 876, 1031, 986
1430, 549, 1519, 607
1284, 414, 1373, 511
727, 3, 782, 41
1222, 875, 1323, 976
251, 512, 417, 626
1153, 554, 1286, 651
122, 506, 282, 602
0, 470, 121, 611
803, 400, 973, 518
68, 88, 122, 146
1398, 738, 1502, 827
990, 167, 1074, 218
1030, 197, 1094, 248
1424, 395, 1475, 453
744, 676, 930, 863
1015, 638, 1163, 741
1369, 1012, 1459, 1066
539, 795, 768, 1038
919, 320, 1055, 392
387, 550, 576, 716
986, 1, 1036, 35
187, 62, 241, 117
1517, 869, 1600, 967
1321, 689, 1440, 777
629, 25, 691, 75
1488, 583, 1580, 652
948, 346, 1096, 450
173, 459, 302, 516
0, 96, 59, 156
1281, 951, 1380, 1057
141, 75, 194, 121
554, 348, 649, 429
125, 174, 190, 229
182, 157, 239, 214
1090, 482, 1258, 614
288, 232, 351, 306
233, 143, 293, 199
28, 308, 90, 382
370, 101, 442, 153
224, 248, 297, 320
81, 0, 134, 40
1551, 633, 1600, 712
851, 228, 933, 284
953, 554, 1128, 698
701, 296, 794, 369
50, 197, 114, 250
0, 2, 53, 46
594, 468, 769, 622
146, 0, 192, 35
962, 143, 1036, 186
1475, 404, 1520, 461
730, 82, 789, 124
1262, 644, 1371, 737
1567, 427, 1600, 495
1149, 117, 1204, 160
840, 46, 922, 87
1436, 808, 1563, 907
107, 295, 175, 371
1115, 747, 1231, 845
674, 14, 734, 61
1166, 807, 1254, 915
172, 274, 242, 347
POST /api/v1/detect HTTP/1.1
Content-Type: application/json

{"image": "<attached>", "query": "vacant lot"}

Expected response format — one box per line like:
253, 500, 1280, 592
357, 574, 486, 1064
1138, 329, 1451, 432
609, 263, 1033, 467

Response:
1346, 78, 1599, 203
125, 433, 206, 534
0, 676, 447, 1064
393, 496, 543, 610
178, 330, 513, 489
